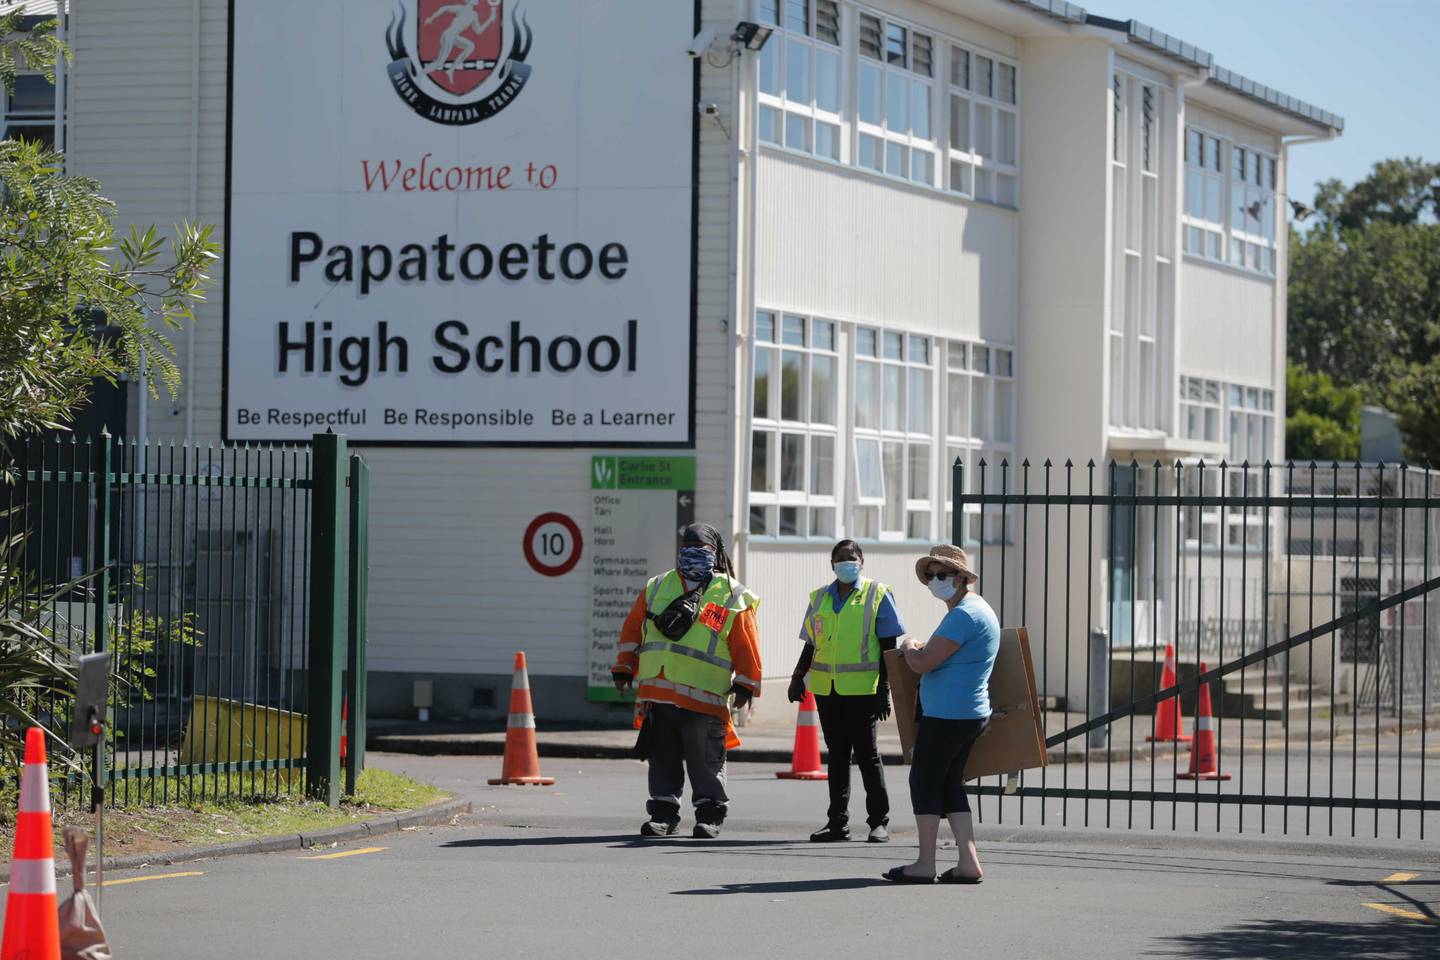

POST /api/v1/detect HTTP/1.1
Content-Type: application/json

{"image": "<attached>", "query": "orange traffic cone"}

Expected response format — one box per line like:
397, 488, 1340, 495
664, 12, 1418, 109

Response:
1147, 644, 1191, 743
2, 727, 61, 960
775, 690, 827, 781
1177, 661, 1230, 781
340, 696, 349, 762
488, 652, 555, 786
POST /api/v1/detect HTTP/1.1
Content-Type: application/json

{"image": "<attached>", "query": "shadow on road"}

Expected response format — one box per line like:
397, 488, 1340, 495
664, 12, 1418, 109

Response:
672, 877, 891, 896
1147, 919, 1440, 959
441, 834, 798, 851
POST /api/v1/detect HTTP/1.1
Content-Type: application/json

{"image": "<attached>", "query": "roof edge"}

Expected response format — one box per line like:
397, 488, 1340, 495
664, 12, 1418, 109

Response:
1002, 0, 1089, 26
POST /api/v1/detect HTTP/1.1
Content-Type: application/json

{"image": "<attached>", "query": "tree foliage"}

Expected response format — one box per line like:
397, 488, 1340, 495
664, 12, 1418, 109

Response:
1284, 361, 1361, 463
1288, 158, 1440, 464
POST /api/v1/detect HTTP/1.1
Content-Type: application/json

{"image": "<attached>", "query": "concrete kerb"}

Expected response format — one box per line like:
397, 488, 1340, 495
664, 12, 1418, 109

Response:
0, 797, 472, 885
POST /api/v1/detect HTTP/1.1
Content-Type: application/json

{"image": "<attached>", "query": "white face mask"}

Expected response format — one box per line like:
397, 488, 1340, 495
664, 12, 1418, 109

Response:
928, 576, 959, 602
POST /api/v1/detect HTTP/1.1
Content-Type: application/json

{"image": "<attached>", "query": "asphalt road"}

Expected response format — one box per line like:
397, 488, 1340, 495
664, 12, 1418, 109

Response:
38, 754, 1440, 960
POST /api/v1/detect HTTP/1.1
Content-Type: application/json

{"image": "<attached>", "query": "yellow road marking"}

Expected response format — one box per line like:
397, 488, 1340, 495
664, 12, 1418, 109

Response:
1382, 872, 1419, 883
298, 846, 388, 860
101, 871, 205, 887
1363, 903, 1439, 924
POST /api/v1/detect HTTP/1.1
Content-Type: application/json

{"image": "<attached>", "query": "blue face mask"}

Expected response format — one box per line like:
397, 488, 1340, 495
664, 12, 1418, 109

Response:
833, 560, 862, 584
677, 546, 716, 584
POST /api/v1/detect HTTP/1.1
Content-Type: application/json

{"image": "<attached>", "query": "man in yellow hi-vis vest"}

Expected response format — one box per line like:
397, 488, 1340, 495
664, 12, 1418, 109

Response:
612, 524, 762, 839
788, 539, 907, 843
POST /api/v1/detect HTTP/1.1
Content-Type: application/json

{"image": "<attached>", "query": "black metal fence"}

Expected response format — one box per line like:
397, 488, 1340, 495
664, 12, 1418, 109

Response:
953, 458, 1439, 839
3, 432, 368, 807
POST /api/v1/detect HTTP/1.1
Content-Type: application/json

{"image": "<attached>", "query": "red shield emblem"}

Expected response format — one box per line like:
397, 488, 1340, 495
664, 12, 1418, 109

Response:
416, 0, 504, 97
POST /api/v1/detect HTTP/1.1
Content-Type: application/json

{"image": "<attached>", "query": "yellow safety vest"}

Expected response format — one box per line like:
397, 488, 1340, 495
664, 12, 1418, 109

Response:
804, 577, 887, 696
637, 570, 760, 706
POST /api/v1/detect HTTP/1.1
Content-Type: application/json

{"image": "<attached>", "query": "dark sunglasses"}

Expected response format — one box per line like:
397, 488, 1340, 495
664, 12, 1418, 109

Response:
922, 570, 957, 582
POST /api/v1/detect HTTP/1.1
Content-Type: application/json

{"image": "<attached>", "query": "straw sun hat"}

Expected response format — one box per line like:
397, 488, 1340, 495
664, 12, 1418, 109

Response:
913, 544, 978, 586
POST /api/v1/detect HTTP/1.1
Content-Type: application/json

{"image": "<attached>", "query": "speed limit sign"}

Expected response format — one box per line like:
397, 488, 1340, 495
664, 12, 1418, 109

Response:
523, 513, 583, 577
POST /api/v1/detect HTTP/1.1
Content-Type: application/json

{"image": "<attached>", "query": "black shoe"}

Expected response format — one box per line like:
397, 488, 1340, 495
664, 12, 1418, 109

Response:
640, 820, 679, 837
809, 823, 851, 842
692, 822, 721, 839
867, 824, 890, 843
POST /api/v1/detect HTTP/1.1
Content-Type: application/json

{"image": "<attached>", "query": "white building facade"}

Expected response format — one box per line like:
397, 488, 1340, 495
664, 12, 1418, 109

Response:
39, 0, 1339, 724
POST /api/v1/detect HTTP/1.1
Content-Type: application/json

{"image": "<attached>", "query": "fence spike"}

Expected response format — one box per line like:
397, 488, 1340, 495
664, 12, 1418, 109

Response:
1086, 458, 1095, 468
1021, 457, 1031, 468
1043, 458, 1052, 468
1064, 458, 1073, 468
1152, 458, 1163, 469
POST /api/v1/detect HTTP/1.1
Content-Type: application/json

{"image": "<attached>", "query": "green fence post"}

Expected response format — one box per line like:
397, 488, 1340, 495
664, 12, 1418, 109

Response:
344, 454, 369, 797
91, 432, 112, 804
306, 432, 347, 805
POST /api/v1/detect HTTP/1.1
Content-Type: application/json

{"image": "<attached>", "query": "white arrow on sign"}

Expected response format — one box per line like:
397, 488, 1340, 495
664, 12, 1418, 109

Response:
678, 494, 692, 507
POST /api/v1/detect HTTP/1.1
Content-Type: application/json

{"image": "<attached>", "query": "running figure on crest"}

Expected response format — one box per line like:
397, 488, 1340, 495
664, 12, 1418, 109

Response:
425, 0, 498, 82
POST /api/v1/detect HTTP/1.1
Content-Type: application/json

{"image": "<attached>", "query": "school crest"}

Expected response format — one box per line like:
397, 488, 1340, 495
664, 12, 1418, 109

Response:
385, 0, 534, 125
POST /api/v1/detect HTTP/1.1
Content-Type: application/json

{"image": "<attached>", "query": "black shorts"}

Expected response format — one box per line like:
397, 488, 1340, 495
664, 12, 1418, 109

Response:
908, 715, 989, 816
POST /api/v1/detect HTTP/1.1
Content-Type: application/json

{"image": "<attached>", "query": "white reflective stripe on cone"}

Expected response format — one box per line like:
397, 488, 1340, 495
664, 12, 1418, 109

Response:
8, 857, 57, 896
797, 711, 819, 727
1195, 716, 1214, 732
508, 713, 536, 729
20, 764, 50, 812
513, 670, 530, 691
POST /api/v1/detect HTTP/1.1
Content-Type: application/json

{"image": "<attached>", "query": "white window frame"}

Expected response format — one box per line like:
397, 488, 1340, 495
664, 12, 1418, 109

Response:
851, 325, 937, 541
944, 341, 1016, 545
1178, 375, 1222, 444
1177, 380, 1276, 551
755, 0, 846, 162
854, 8, 937, 187
1, 71, 59, 149
946, 42, 1019, 207
750, 311, 843, 539
1182, 128, 1226, 263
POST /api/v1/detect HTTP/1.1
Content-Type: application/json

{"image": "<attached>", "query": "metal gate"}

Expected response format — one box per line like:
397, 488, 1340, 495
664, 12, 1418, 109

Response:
952, 458, 1439, 839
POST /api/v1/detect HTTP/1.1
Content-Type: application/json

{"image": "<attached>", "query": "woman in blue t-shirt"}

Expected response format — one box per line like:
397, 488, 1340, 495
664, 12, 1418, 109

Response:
882, 544, 999, 885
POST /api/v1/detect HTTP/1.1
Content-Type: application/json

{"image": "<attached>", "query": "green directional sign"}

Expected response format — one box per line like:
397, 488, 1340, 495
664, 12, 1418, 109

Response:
591, 456, 696, 491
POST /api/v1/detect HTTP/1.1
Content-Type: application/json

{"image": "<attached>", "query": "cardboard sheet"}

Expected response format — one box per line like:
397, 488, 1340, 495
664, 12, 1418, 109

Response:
885, 627, 1047, 780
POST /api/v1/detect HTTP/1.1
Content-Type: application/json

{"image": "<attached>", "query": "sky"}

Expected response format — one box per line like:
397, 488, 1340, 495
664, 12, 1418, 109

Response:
1099, 0, 1440, 204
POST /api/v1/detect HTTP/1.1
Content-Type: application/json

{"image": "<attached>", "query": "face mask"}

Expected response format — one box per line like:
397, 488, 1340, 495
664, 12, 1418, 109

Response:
928, 576, 959, 602
832, 560, 862, 584
677, 545, 716, 584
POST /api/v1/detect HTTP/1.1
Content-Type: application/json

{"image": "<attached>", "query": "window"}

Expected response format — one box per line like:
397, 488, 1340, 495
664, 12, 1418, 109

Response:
757, 0, 843, 160
1227, 384, 1274, 466
947, 44, 1017, 205
1179, 376, 1221, 444
943, 341, 1015, 542
2, 74, 57, 149
750, 311, 840, 538
1182, 126, 1277, 276
853, 325, 935, 538
1182, 129, 1224, 261
856, 12, 935, 185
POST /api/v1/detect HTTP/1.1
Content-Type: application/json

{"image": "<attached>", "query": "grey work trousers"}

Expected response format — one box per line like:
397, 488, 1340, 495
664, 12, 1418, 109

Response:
645, 703, 729, 824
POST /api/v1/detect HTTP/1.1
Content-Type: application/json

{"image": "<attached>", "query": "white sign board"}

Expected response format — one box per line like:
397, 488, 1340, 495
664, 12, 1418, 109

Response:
225, 0, 696, 445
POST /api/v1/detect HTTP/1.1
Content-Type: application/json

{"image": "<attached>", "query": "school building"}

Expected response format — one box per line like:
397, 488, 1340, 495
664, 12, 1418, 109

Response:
15, 0, 1341, 724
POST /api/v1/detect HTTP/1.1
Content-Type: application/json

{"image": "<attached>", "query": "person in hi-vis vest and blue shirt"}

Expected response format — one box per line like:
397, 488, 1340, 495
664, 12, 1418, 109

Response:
787, 539, 907, 843
612, 524, 762, 839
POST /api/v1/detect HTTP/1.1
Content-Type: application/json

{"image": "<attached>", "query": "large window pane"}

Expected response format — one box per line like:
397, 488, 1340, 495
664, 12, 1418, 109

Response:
815, 48, 839, 113
908, 367, 932, 434
780, 433, 805, 491
810, 435, 835, 496
785, 39, 809, 103
751, 431, 773, 492
811, 354, 836, 424
859, 63, 882, 124
882, 442, 904, 530
911, 81, 931, 139
886, 75, 907, 132
996, 110, 1016, 165
753, 348, 772, 420
854, 360, 880, 429
758, 39, 780, 96
908, 444, 931, 500
1185, 170, 1202, 218
949, 94, 970, 152
781, 350, 803, 420
855, 437, 884, 499
948, 372, 971, 438
994, 380, 1013, 442
975, 104, 993, 158
883, 365, 904, 431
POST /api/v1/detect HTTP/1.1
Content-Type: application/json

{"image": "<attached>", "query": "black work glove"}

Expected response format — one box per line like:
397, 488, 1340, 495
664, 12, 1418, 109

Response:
612, 671, 633, 692
730, 684, 754, 710
873, 683, 892, 722
787, 673, 807, 703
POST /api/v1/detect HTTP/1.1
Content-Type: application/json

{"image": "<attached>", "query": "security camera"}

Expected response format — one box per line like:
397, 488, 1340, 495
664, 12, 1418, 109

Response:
701, 103, 720, 117
687, 27, 719, 59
